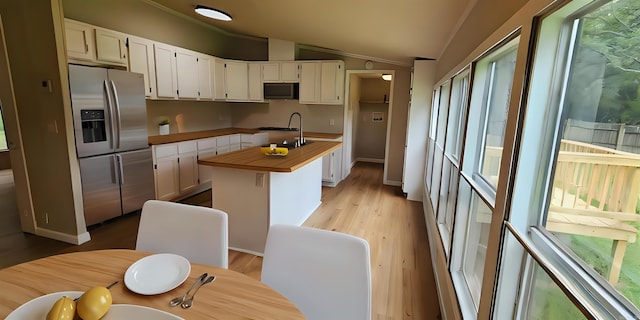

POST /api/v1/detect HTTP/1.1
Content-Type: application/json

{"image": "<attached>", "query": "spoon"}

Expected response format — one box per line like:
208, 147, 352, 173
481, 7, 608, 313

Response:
181, 275, 216, 309
169, 273, 207, 307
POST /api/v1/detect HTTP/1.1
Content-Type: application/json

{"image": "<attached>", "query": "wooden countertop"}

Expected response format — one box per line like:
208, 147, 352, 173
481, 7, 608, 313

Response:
198, 141, 342, 172
148, 128, 343, 145
148, 128, 260, 145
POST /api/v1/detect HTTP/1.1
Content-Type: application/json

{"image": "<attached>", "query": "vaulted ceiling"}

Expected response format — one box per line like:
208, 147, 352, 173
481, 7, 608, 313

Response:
149, 0, 477, 66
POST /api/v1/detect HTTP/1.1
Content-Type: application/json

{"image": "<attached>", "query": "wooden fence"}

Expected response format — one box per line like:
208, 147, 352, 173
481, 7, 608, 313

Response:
564, 119, 640, 154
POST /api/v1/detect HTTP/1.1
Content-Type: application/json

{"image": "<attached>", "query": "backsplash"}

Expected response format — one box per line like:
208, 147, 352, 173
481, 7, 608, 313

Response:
146, 100, 232, 135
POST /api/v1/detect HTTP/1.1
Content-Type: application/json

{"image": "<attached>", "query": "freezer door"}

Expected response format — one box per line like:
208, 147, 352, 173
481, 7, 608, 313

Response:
79, 155, 122, 226
69, 65, 114, 158
107, 69, 149, 152
118, 148, 155, 214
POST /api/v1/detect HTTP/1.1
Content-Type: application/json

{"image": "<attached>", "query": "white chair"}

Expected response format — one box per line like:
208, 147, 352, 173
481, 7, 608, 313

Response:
136, 200, 229, 268
261, 224, 371, 320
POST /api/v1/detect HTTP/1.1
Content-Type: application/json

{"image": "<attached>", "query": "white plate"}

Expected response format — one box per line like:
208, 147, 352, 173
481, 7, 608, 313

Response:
124, 253, 191, 295
104, 304, 183, 320
5, 292, 183, 320
6, 291, 82, 320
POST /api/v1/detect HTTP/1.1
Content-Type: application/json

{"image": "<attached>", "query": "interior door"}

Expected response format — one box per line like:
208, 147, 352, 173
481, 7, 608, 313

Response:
79, 154, 121, 226
119, 148, 154, 214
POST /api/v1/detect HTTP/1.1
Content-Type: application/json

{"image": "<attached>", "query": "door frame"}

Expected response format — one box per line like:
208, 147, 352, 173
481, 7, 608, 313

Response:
342, 70, 395, 184
0, 14, 35, 233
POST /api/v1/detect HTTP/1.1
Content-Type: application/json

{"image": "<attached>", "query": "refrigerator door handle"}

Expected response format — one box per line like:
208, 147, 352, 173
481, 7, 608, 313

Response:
109, 80, 122, 150
104, 80, 117, 149
116, 154, 124, 185
111, 155, 119, 184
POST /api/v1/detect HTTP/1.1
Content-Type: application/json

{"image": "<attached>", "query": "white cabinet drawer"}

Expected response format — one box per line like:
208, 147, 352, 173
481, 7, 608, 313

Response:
178, 141, 197, 153
240, 134, 254, 143
229, 134, 240, 144
197, 137, 217, 150
216, 135, 230, 146
155, 144, 178, 158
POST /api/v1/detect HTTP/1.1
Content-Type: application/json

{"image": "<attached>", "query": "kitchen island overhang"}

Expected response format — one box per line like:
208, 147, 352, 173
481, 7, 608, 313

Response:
198, 141, 342, 255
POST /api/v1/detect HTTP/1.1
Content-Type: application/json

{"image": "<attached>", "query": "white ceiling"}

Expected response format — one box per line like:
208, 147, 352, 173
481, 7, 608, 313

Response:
149, 0, 476, 66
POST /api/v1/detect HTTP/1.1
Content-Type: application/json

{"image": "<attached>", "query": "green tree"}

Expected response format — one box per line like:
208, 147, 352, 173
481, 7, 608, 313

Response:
576, 0, 640, 124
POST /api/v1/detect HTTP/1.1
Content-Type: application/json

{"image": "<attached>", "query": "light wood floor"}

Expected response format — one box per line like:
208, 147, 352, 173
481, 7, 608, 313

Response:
0, 162, 440, 319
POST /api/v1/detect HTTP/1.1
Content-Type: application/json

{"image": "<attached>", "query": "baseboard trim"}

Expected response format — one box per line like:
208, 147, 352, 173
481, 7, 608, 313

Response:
356, 157, 385, 164
385, 180, 402, 187
35, 227, 91, 245
229, 247, 264, 257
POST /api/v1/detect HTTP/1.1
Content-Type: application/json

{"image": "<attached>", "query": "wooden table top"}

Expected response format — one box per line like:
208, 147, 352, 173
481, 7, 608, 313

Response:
198, 141, 342, 172
0, 249, 305, 320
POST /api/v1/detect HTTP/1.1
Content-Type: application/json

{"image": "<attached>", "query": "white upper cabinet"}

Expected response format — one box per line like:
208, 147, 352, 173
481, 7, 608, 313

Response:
299, 62, 319, 103
248, 62, 263, 102
127, 36, 156, 98
175, 48, 199, 99
225, 60, 249, 101
153, 43, 178, 99
262, 63, 280, 82
213, 58, 226, 101
280, 62, 300, 82
262, 62, 299, 83
320, 61, 344, 104
94, 28, 127, 65
299, 60, 344, 105
65, 19, 95, 61
65, 19, 126, 67
196, 54, 213, 100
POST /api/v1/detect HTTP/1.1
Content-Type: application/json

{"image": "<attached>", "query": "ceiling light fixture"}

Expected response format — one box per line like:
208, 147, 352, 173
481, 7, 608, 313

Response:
195, 5, 232, 21
382, 74, 392, 81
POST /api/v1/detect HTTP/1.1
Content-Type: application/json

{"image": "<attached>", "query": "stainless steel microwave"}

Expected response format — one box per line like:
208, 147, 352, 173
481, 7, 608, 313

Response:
263, 83, 299, 100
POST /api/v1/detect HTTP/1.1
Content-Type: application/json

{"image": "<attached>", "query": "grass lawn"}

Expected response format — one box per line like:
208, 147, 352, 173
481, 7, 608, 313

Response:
0, 129, 6, 150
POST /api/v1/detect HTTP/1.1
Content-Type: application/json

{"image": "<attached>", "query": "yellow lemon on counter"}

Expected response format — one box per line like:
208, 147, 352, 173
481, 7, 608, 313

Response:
76, 286, 112, 320
260, 146, 288, 155
46, 296, 76, 320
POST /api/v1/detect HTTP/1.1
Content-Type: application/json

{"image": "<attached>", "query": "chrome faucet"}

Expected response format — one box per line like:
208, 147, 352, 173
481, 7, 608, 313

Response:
287, 112, 304, 147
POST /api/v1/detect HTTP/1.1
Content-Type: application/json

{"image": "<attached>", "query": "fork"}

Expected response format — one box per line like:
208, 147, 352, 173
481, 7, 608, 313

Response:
181, 275, 216, 309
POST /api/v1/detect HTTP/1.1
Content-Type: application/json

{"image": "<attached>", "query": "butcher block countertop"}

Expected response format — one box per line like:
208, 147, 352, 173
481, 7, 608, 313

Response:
198, 141, 342, 172
148, 128, 342, 145
148, 128, 260, 145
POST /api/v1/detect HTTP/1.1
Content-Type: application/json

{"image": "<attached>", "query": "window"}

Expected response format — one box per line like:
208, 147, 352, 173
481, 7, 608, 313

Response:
504, 0, 640, 318
426, 88, 441, 192
430, 82, 451, 213
436, 70, 471, 256
450, 37, 520, 318
0, 106, 7, 150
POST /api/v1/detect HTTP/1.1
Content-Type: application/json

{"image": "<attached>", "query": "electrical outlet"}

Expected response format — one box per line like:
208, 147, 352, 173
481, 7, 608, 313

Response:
330, 119, 335, 126
45, 212, 49, 224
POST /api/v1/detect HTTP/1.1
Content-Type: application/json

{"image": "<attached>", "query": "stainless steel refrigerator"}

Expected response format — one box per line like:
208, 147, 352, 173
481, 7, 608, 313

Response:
69, 64, 155, 226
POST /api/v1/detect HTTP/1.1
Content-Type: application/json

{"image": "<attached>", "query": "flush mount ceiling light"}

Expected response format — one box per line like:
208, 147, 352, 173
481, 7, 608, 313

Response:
382, 74, 392, 81
195, 5, 232, 21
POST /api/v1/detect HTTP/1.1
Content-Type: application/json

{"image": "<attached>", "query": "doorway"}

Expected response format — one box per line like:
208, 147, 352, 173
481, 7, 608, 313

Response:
342, 70, 394, 184
0, 15, 35, 233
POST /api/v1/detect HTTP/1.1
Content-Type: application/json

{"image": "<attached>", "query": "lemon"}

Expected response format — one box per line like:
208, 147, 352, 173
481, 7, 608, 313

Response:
46, 296, 76, 320
76, 286, 112, 320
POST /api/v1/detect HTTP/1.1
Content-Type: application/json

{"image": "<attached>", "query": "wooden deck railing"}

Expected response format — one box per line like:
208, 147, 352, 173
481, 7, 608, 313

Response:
481, 139, 640, 284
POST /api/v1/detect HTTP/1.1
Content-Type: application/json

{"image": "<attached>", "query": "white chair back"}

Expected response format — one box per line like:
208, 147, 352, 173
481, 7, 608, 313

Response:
136, 200, 229, 268
261, 224, 371, 320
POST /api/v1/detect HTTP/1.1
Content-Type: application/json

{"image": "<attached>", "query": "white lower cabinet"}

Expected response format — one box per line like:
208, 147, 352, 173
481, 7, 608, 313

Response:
153, 144, 180, 201
154, 133, 273, 200
197, 137, 217, 186
306, 137, 343, 187
229, 134, 241, 152
177, 141, 199, 194
153, 141, 198, 200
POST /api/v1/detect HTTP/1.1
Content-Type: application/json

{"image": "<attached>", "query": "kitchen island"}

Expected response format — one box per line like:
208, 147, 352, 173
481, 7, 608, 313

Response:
198, 141, 342, 255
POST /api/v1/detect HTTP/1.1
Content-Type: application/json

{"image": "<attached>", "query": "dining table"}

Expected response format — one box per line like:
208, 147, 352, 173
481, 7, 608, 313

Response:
0, 249, 305, 319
